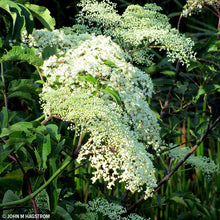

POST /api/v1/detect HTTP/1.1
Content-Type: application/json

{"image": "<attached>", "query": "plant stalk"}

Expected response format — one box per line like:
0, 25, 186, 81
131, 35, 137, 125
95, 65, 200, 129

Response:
0, 156, 73, 208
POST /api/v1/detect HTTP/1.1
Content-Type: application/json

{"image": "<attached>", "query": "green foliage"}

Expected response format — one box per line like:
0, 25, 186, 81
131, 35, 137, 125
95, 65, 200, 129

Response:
0, 0, 55, 40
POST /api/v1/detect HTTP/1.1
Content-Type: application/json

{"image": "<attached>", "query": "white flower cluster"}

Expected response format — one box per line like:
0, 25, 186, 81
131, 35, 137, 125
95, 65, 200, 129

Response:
182, 0, 220, 16
167, 145, 219, 174
77, 0, 196, 66
23, 28, 160, 197
75, 198, 147, 220
21, 27, 92, 57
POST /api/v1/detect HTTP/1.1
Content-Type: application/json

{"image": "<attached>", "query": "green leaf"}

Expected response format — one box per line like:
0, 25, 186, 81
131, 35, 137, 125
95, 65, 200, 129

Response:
2, 190, 20, 216
0, 149, 13, 163
16, 3, 34, 35
0, 121, 33, 137
35, 189, 50, 210
101, 87, 122, 106
46, 124, 61, 142
47, 158, 58, 213
187, 60, 202, 71
196, 120, 209, 138
24, 3, 55, 31
175, 81, 189, 95
194, 88, 205, 101
0, 168, 31, 191
0, 37, 2, 48
1, 46, 43, 67
170, 196, 188, 207
156, 195, 165, 209
0, 0, 24, 39
0, 162, 12, 175
161, 70, 176, 78
56, 205, 73, 220
102, 60, 118, 68
34, 148, 42, 169
29, 171, 44, 193
53, 139, 65, 157
35, 80, 45, 84
78, 74, 99, 86
2, 190, 20, 203
0, 107, 8, 130
145, 65, 157, 75
42, 134, 51, 169
7, 90, 33, 100
203, 84, 220, 93
42, 45, 57, 60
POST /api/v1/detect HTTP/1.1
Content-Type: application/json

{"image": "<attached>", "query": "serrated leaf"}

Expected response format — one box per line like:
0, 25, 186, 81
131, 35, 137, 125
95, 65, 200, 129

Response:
24, 3, 55, 31
101, 87, 122, 106
42, 134, 51, 169
8, 79, 37, 92
7, 91, 33, 101
1, 46, 43, 67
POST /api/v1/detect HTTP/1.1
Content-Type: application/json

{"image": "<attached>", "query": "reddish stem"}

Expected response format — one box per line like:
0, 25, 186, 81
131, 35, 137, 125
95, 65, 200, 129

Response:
8, 154, 39, 220
203, 5, 220, 18
126, 115, 220, 213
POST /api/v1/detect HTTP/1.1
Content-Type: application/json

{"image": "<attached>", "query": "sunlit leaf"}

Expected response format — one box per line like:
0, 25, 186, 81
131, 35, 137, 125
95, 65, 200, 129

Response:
24, 3, 55, 31
101, 87, 122, 106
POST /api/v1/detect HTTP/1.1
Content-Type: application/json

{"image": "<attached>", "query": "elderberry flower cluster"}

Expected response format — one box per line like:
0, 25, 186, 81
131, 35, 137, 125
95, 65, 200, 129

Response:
182, 0, 220, 16
23, 27, 159, 197
167, 145, 219, 174
77, 0, 195, 66
75, 198, 147, 220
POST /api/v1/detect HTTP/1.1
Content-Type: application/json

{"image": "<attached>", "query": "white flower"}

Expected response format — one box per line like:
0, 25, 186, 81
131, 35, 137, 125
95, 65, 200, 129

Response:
166, 144, 219, 174
75, 198, 147, 220
182, 0, 220, 16
28, 29, 160, 197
